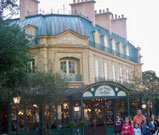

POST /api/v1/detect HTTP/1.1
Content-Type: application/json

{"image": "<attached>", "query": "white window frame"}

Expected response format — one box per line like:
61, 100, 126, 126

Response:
103, 35, 109, 47
126, 46, 130, 56
94, 31, 100, 45
60, 60, 77, 75
119, 43, 123, 54
104, 62, 108, 80
126, 69, 129, 83
95, 59, 99, 77
112, 39, 116, 51
112, 65, 116, 81
120, 67, 123, 83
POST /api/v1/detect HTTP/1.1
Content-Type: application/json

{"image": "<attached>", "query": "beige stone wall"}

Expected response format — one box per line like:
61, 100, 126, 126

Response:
30, 30, 142, 88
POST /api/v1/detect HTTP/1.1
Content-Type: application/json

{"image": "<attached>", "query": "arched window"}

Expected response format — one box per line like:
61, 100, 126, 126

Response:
95, 59, 99, 77
94, 31, 100, 45
112, 39, 116, 51
24, 25, 36, 43
104, 62, 108, 80
112, 64, 116, 81
119, 43, 123, 54
126, 69, 129, 83
126, 46, 130, 56
103, 35, 109, 47
120, 67, 123, 83
60, 60, 77, 75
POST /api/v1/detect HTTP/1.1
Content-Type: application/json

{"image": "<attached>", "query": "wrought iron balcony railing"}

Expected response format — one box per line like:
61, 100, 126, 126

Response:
89, 40, 138, 63
63, 74, 83, 82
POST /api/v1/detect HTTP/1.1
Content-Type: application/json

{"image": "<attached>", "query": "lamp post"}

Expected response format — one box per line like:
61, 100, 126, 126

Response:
141, 100, 147, 116
74, 103, 80, 135
13, 96, 21, 135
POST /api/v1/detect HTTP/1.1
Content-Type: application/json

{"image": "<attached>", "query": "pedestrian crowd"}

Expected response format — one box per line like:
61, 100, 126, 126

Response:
114, 110, 159, 135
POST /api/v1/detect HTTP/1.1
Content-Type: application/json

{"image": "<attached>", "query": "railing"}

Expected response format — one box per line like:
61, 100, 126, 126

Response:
95, 77, 134, 88
89, 40, 138, 63
63, 75, 83, 82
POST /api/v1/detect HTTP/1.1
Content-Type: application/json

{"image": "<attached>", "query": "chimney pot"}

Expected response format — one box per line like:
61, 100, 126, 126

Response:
99, 10, 102, 13
73, 0, 76, 3
103, 9, 105, 13
118, 15, 120, 18
112, 14, 114, 19
106, 8, 109, 12
115, 14, 117, 19
122, 14, 124, 18
77, 0, 80, 2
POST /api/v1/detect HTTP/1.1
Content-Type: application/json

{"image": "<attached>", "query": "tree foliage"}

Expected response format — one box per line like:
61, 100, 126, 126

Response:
0, 0, 32, 102
0, 0, 18, 19
130, 70, 159, 100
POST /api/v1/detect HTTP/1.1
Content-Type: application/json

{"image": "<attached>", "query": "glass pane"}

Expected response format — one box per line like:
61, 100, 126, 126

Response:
116, 99, 127, 118
69, 61, 76, 74
60, 61, 67, 74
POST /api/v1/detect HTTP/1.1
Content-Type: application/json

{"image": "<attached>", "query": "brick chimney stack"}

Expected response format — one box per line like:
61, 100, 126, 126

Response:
20, 0, 39, 21
70, 0, 96, 26
95, 8, 113, 33
111, 14, 127, 39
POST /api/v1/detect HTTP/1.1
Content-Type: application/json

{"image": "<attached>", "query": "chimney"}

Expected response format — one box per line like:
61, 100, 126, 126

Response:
95, 8, 113, 33
20, 0, 39, 21
111, 14, 127, 39
70, 0, 96, 26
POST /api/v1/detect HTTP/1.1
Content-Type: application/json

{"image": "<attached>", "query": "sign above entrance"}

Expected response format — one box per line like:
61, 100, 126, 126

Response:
95, 85, 115, 97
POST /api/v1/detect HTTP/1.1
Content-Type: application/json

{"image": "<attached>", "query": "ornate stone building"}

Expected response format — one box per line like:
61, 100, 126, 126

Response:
5, 1, 144, 135
11, 0, 142, 89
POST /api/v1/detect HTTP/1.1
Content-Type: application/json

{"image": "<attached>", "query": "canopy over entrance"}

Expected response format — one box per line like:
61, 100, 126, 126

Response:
66, 81, 130, 100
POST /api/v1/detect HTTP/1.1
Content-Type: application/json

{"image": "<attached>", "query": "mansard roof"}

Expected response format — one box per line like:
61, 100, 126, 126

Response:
10, 13, 138, 63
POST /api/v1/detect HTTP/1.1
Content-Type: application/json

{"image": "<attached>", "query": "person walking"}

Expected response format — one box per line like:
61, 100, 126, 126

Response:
150, 115, 158, 134
141, 116, 153, 135
133, 109, 145, 128
114, 114, 123, 135
122, 117, 134, 135
134, 123, 141, 135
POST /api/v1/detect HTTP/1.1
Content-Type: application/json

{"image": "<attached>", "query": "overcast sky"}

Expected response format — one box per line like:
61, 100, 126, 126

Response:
17, 0, 159, 75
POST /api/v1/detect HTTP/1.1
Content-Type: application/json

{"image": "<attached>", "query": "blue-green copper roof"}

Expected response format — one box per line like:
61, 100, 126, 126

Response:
10, 14, 138, 63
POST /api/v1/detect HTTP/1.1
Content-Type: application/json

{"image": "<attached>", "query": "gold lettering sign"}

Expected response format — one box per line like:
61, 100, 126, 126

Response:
95, 85, 115, 97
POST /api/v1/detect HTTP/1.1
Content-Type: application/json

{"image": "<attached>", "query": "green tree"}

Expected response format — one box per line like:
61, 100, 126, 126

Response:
0, 0, 31, 102
0, 0, 18, 19
22, 72, 68, 134
142, 70, 159, 100
130, 70, 159, 100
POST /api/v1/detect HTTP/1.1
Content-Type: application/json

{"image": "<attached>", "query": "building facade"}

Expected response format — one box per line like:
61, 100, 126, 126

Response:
0, 0, 145, 135
11, 0, 142, 88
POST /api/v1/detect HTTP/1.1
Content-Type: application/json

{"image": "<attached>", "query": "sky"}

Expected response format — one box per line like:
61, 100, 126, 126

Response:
17, 0, 159, 75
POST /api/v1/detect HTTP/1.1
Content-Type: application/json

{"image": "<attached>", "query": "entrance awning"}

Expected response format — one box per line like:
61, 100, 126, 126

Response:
65, 81, 131, 100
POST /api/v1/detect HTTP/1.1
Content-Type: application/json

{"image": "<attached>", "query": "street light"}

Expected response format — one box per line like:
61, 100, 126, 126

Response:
13, 96, 21, 135
141, 101, 147, 109
74, 104, 80, 135
141, 100, 147, 116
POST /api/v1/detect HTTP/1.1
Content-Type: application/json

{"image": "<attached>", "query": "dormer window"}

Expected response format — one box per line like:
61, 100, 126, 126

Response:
119, 43, 123, 54
112, 39, 116, 51
126, 46, 130, 56
24, 25, 36, 43
94, 30, 100, 45
103, 35, 109, 47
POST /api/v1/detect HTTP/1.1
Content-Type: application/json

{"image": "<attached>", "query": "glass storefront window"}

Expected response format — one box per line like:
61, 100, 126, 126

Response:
116, 99, 127, 119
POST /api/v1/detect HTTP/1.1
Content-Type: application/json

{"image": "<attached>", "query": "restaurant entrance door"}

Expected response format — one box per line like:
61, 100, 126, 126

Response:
84, 99, 115, 135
